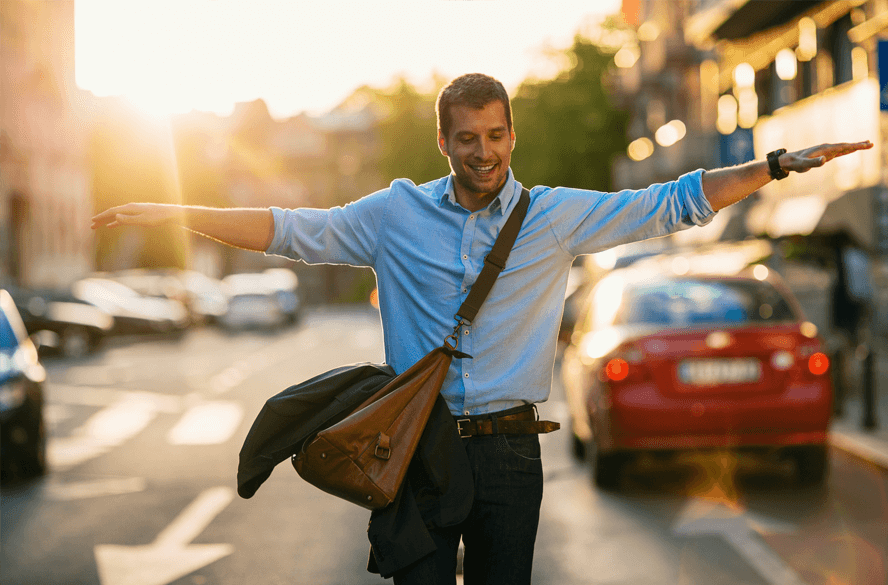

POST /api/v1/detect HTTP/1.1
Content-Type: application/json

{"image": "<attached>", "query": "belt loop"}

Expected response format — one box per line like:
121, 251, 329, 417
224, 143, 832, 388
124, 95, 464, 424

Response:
532, 404, 539, 421
491, 414, 499, 436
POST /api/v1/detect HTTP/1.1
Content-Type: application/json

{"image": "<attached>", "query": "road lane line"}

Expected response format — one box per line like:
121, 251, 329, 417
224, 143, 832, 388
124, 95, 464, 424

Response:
95, 487, 235, 585
43, 477, 147, 501
167, 401, 244, 445
47, 394, 163, 470
672, 498, 807, 585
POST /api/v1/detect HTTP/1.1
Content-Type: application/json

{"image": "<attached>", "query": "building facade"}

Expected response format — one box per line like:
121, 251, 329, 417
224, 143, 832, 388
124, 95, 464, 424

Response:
0, 0, 95, 288
612, 0, 888, 337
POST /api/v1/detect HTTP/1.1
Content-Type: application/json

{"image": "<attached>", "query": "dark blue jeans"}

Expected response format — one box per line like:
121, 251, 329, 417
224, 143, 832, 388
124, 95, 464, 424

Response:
392, 433, 544, 585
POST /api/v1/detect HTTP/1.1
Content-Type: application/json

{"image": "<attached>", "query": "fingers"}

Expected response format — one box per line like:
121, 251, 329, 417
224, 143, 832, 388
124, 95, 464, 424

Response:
91, 205, 137, 229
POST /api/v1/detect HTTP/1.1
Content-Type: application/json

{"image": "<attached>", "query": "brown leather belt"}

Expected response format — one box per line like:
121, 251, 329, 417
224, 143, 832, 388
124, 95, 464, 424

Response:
456, 406, 561, 438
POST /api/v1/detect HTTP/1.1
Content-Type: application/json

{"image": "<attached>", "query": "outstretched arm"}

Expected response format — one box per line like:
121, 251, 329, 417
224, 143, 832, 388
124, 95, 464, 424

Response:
701, 141, 873, 212
90, 203, 275, 252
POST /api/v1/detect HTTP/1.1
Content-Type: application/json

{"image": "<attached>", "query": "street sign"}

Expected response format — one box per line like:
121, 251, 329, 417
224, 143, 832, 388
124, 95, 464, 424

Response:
719, 127, 755, 167
880, 40, 888, 111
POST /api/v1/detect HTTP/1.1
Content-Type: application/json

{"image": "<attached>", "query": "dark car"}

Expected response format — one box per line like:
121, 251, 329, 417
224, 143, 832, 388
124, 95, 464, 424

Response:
0, 289, 48, 482
561, 263, 833, 489
8, 286, 114, 358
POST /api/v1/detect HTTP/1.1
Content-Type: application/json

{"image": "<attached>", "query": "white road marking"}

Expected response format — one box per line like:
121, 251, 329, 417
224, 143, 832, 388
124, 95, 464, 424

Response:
43, 477, 147, 501
167, 401, 244, 445
94, 486, 234, 585
47, 394, 165, 471
352, 328, 379, 349
672, 498, 806, 585
46, 384, 182, 412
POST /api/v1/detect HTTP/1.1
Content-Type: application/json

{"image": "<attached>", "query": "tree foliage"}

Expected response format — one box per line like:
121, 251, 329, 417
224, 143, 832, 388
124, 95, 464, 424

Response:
510, 37, 629, 192
370, 78, 450, 187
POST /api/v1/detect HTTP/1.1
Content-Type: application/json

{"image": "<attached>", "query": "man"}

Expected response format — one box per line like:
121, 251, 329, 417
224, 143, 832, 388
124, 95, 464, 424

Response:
92, 73, 871, 584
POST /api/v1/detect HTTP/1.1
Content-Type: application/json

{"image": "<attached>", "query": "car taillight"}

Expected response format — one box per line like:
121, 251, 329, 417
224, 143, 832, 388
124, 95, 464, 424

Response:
605, 358, 629, 382
808, 352, 829, 376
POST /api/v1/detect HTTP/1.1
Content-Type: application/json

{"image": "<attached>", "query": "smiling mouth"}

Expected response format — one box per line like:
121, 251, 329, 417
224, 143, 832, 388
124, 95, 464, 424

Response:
469, 163, 497, 177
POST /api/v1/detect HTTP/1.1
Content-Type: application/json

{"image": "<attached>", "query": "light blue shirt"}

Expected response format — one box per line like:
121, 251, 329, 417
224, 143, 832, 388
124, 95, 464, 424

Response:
266, 169, 715, 416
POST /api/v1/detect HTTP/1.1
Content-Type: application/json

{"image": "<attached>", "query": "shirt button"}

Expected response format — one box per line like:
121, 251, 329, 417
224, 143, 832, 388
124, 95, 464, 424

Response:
464, 330, 469, 335
470, 215, 475, 220
463, 288, 467, 293
464, 373, 469, 378
464, 411, 470, 415
462, 254, 468, 260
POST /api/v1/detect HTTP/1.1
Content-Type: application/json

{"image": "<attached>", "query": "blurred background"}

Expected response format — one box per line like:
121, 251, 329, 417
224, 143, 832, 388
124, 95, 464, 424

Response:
0, 0, 885, 336
1, 1, 887, 584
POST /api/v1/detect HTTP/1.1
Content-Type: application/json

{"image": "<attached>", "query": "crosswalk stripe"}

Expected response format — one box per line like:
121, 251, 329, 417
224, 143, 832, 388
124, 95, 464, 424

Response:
167, 401, 244, 445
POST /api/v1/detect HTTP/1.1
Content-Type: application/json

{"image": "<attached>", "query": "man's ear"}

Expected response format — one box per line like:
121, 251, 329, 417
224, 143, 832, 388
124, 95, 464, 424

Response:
510, 131, 516, 151
437, 131, 448, 156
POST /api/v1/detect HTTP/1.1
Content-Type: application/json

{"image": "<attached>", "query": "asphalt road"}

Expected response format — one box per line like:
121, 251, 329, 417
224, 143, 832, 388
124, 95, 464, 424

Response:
1, 305, 886, 585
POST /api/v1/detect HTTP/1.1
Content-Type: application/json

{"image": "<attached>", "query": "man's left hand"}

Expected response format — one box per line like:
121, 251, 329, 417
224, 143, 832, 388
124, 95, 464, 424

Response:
779, 140, 874, 174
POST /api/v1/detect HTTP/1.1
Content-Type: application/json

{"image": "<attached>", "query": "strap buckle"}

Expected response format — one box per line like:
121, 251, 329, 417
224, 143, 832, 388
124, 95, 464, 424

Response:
444, 317, 470, 350
456, 418, 472, 439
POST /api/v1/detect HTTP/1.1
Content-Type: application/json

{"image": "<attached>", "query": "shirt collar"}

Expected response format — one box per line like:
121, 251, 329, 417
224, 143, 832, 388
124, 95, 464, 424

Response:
438, 169, 519, 216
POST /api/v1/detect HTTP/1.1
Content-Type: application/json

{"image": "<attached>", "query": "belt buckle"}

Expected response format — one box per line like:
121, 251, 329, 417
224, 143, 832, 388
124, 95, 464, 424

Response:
456, 418, 471, 439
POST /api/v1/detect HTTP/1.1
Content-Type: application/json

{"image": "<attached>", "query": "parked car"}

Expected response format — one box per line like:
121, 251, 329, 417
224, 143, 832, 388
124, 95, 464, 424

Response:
561, 264, 833, 489
218, 270, 300, 330
177, 270, 228, 323
72, 277, 190, 335
7, 286, 114, 358
0, 289, 47, 482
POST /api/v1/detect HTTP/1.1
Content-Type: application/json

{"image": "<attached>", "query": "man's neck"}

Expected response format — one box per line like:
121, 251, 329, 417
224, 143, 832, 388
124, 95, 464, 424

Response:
452, 178, 507, 212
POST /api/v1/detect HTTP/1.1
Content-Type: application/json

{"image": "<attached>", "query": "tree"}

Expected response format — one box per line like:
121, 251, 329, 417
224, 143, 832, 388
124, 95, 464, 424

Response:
510, 36, 629, 192
371, 78, 449, 187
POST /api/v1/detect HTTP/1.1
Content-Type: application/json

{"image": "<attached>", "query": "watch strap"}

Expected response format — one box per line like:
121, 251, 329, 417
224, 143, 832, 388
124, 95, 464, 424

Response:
767, 149, 789, 180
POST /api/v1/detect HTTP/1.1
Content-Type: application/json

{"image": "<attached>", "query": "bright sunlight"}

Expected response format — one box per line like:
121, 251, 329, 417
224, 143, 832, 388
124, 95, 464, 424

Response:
74, 0, 622, 119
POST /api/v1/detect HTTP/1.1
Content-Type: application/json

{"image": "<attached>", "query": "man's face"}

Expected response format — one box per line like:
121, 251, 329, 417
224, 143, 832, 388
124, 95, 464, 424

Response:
438, 100, 515, 211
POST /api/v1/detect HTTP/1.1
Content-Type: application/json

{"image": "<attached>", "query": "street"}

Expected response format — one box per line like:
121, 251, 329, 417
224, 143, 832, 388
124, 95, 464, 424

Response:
2, 305, 886, 585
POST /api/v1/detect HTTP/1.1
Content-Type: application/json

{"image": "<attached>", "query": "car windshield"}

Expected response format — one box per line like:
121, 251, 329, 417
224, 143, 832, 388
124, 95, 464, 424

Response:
617, 278, 796, 327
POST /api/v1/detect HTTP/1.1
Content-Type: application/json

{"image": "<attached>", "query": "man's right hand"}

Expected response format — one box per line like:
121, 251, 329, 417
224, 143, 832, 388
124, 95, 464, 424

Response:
90, 204, 276, 252
91, 203, 185, 229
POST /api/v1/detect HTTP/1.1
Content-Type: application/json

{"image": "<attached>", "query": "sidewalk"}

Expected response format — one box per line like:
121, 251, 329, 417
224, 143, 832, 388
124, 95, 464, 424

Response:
827, 351, 888, 471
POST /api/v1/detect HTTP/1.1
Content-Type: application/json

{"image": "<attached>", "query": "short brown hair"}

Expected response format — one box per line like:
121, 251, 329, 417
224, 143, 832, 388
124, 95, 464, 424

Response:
436, 73, 513, 138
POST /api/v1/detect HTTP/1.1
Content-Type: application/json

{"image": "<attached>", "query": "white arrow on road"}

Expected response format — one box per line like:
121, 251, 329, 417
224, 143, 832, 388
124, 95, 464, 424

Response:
672, 498, 808, 585
95, 486, 235, 585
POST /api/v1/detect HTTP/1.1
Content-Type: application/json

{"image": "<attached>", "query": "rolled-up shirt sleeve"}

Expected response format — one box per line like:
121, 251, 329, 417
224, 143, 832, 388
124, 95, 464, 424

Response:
542, 169, 715, 257
265, 188, 389, 267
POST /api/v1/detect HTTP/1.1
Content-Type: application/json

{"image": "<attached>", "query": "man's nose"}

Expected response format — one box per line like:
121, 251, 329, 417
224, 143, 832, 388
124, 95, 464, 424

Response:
475, 138, 492, 160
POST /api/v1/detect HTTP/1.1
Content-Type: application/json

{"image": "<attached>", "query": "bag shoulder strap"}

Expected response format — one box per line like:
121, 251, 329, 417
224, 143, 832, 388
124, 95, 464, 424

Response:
455, 187, 530, 324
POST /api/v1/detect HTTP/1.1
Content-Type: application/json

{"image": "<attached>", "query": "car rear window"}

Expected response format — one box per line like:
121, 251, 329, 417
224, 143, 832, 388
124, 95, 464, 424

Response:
618, 279, 797, 327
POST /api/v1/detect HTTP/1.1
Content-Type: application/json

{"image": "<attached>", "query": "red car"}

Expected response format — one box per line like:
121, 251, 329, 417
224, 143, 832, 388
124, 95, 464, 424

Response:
561, 264, 832, 489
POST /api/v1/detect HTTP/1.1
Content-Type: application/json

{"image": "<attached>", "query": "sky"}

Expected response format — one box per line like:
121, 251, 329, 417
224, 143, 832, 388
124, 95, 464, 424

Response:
74, 0, 623, 119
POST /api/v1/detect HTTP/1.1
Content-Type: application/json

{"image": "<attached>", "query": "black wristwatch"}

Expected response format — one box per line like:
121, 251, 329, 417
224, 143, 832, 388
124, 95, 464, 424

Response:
767, 148, 789, 180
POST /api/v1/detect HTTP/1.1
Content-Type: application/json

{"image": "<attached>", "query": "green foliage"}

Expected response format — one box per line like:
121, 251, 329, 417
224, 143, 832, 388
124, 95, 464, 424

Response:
510, 37, 630, 192
371, 79, 450, 186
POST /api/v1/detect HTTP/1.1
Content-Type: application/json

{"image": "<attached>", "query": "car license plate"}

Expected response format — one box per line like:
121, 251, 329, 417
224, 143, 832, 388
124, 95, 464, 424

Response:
678, 358, 762, 386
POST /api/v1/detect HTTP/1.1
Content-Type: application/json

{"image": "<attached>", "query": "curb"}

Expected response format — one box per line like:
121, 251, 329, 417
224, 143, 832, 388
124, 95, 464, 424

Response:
828, 430, 888, 471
